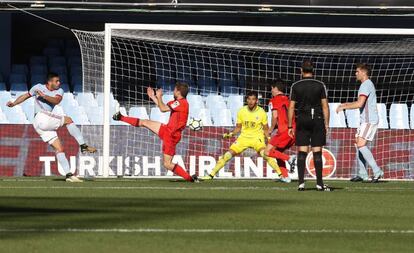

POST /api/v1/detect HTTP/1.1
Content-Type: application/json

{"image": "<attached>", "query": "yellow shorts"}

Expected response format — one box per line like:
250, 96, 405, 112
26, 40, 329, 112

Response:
230, 136, 266, 154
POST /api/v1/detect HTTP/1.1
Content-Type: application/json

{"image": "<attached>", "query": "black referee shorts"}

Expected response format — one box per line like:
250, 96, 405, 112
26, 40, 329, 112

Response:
295, 114, 326, 147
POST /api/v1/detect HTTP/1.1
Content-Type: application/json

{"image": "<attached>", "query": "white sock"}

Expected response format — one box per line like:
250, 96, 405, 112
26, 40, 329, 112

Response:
56, 152, 71, 175
66, 123, 85, 145
358, 146, 382, 176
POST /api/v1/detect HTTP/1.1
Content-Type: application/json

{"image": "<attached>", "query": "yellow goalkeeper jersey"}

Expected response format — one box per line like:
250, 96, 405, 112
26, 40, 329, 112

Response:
236, 105, 268, 139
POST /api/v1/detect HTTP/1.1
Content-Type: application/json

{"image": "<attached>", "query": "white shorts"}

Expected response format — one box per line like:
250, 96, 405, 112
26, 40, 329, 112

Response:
356, 123, 378, 141
33, 111, 65, 144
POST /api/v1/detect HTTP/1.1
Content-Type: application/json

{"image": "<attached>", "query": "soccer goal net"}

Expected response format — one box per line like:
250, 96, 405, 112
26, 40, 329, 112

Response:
72, 24, 414, 180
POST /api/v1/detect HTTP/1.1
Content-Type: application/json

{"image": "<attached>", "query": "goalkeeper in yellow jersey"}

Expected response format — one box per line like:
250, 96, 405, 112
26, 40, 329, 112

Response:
201, 91, 291, 183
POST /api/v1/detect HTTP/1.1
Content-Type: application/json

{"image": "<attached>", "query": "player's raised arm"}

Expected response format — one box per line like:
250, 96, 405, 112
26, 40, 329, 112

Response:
6, 93, 31, 107
155, 88, 171, 112
336, 95, 367, 113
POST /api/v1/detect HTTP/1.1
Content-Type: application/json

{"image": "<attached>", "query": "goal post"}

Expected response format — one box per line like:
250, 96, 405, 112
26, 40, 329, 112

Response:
73, 24, 414, 180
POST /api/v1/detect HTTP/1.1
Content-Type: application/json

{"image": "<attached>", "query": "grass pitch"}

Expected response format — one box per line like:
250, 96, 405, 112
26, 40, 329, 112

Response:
0, 178, 413, 253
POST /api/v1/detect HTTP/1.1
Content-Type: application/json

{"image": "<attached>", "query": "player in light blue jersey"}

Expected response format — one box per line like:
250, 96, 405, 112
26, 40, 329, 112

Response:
6, 73, 96, 182
336, 63, 384, 183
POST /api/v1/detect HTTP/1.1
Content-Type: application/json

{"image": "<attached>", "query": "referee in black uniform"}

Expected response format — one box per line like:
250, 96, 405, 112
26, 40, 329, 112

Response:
288, 60, 332, 191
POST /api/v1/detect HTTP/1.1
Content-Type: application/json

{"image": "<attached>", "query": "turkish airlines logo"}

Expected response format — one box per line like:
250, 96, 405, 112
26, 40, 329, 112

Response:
306, 148, 337, 178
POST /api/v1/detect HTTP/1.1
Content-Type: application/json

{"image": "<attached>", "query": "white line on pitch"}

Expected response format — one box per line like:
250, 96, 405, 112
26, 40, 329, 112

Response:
0, 228, 413, 234
0, 186, 411, 191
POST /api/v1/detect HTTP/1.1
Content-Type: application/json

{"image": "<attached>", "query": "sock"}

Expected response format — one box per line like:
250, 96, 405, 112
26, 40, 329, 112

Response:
56, 152, 71, 175
120, 115, 140, 127
66, 123, 85, 145
358, 146, 382, 176
260, 150, 282, 176
172, 164, 192, 181
277, 159, 289, 177
356, 146, 368, 178
268, 149, 290, 161
210, 152, 233, 177
313, 151, 323, 186
297, 151, 307, 185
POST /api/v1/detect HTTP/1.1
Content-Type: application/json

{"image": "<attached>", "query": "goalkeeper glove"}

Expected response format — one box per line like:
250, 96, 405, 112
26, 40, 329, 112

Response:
223, 132, 234, 139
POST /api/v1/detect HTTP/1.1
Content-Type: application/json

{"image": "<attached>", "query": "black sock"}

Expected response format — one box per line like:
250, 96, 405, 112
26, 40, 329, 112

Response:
313, 151, 323, 186
297, 151, 307, 185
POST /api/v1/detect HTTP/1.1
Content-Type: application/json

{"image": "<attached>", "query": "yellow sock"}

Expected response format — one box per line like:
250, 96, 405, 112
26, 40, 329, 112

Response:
260, 150, 282, 175
210, 151, 233, 177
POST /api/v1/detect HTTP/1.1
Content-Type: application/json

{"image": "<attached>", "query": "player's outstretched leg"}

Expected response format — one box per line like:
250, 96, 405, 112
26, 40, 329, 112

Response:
200, 151, 234, 181
64, 116, 96, 154
51, 138, 82, 182
259, 149, 291, 183
113, 112, 141, 127
264, 145, 296, 175
163, 154, 198, 182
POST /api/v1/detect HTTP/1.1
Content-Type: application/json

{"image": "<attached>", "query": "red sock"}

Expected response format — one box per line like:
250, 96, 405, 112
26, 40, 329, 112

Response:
269, 149, 290, 161
173, 164, 192, 182
120, 115, 140, 127
277, 159, 289, 177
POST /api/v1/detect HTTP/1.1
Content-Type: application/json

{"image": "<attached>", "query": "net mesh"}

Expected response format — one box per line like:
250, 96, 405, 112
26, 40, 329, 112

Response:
73, 27, 414, 179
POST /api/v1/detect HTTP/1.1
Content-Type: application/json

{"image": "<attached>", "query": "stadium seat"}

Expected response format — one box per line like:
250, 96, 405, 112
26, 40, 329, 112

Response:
43, 47, 60, 57
410, 105, 414, 129
58, 74, 68, 84
0, 91, 12, 110
206, 94, 225, 109
60, 83, 70, 92
31, 65, 48, 75
390, 103, 410, 129
30, 56, 48, 66
10, 83, 28, 92
9, 73, 27, 84
0, 111, 8, 123
96, 93, 116, 107
65, 106, 90, 125
31, 74, 46, 86
76, 92, 98, 107
3, 106, 29, 124
52, 105, 65, 117
85, 106, 104, 125
21, 97, 35, 122
187, 94, 204, 109
227, 95, 244, 123
49, 56, 67, 67
189, 108, 212, 126
73, 84, 83, 93
11, 64, 29, 75
212, 109, 233, 126
329, 103, 346, 128
70, 65, 82, 77
129, 107, 149, 120
50, 65, 68, 75
345, 109, 360, 128
208, 101, 227, 113
0, 73, 3, 82
377, 103, 389, 129
0, 82, 6, 91
68, 57, 82, 68
150, 107, 170, 124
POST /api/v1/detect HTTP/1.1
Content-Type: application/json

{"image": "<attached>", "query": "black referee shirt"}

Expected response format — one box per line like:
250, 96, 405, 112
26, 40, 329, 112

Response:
290, 77, 327, 116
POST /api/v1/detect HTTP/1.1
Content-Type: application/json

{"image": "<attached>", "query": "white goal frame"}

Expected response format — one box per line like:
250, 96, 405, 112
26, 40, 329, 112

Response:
102, 23, 414, 178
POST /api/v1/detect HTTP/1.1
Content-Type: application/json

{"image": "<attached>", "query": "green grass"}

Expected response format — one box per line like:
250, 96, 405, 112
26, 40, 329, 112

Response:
0, 178, 413, 253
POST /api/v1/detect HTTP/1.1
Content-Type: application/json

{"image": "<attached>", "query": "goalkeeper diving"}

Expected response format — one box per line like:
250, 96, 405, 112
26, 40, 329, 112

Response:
201, 91, 291, 183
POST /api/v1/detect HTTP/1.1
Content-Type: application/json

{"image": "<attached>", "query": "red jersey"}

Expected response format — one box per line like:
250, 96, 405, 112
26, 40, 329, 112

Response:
269, 94, 295, 133
166, 98, 189, 133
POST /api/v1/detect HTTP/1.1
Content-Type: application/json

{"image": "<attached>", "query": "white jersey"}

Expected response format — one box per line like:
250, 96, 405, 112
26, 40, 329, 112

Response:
29, 83, 64, 114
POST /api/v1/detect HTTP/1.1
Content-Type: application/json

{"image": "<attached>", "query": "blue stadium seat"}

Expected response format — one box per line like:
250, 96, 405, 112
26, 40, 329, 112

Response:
58, 74, 68, 84
31, 74, 46, 86
96, 93, 115, 107
189, 108, 212, 126
76, 92, 98, 107
43, 47, 60, 57
70, 65, 82, 77
49, 56, 67, 67
162, 94, 174, 104
9, 73, 27, 84
10, 82, 28, 92
411, 105, 414, 129
329, 103, 346, 128
11, 64, 29, 75
212, 109, 233, 126
0, 82, 6, 91
0, 91, 12, 108
64, 105, 90, 125
30, 56, 47, 66
85, 106, 104, 125
390, 104, 409, 129
31, 65, 48, 75
3, 106, 29, 124
377, 103, 389, 129
68, 57, 81, 68
150, 107, 170, 124
73, 84, 83, 93
21, 97, 35, 122
206, 94, 225, 110
0, 73, 3, 82
0, 111, 8, 123
50, 65, 67, 75
60, 83, 70, 92
227, 95, 244, 123
187, 94, 204, 109
129, 107, 149, 120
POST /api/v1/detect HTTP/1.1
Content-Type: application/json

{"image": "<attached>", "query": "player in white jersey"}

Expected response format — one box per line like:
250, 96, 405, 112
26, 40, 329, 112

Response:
6, 73, 96, 182
336, 63, 384, 183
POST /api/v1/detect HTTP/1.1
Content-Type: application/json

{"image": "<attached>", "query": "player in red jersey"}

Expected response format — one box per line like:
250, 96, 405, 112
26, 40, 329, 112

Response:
264, 79, 297, 178
112, 82, 198, 182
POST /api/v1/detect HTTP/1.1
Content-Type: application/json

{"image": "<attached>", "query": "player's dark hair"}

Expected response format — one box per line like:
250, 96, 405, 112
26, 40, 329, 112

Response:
356, 63, 371, 76
246, 90, 258, 99
175, 82, 189, 98
270, 79, 286, 92
301, 60, 314, 74
47, 72, 59, 81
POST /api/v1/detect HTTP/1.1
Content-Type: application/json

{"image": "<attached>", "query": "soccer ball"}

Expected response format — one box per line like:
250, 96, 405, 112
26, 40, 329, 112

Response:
189, 118, 203, 131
